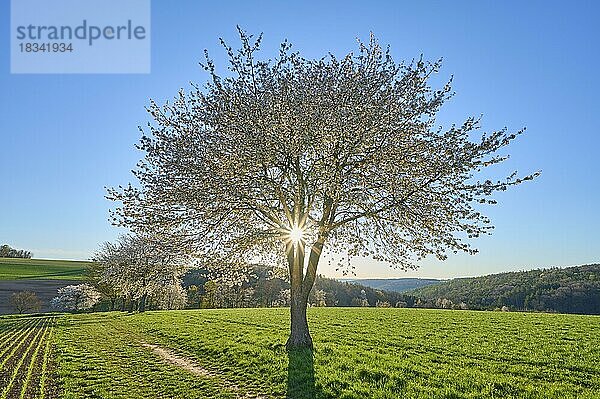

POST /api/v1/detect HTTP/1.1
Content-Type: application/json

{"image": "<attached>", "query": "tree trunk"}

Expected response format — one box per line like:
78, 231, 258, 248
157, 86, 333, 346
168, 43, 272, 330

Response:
285, 234, 326, 350
139, 293, 147, 312
128, 298, 135, 313
286, 284, 312, 350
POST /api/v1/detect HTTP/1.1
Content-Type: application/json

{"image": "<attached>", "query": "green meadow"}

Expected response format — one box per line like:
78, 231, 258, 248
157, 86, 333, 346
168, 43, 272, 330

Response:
0, 258, 89, 281
2, 308, 595, 399
1, 260, 599, 398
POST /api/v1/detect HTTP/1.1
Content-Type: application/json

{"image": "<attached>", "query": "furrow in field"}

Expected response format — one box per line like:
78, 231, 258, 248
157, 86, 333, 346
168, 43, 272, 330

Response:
0, 318, 47, 399
0, 319, 35, 353
19, 319, 52, 399
0, 319, 25, 343
0, 318, 44, 396
0, 318, 40, 362
0, 324, 22, 351
0, 319, 39, 352
0, 319, 42, 369
37, 318, 55, 399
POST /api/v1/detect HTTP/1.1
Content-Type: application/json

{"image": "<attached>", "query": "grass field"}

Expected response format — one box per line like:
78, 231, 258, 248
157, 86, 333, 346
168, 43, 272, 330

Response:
0, 315, 58, 398
23, 308, 596, 399
0, 259, 89, 281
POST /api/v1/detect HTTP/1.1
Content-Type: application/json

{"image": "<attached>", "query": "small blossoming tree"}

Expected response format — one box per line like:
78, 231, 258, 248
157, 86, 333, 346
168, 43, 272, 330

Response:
51, 284, 101, 311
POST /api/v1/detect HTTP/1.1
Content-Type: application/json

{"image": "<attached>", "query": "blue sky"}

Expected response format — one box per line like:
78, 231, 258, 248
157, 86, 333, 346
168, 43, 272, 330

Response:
0, 1, 598, 279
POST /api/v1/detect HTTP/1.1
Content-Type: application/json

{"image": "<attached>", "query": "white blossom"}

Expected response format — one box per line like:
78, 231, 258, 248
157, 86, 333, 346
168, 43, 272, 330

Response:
52, 284, 101, 311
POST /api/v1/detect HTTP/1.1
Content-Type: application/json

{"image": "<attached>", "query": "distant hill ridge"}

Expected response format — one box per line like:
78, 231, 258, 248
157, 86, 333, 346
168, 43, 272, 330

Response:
408, 264, 600, 315
341, 278, 442, 293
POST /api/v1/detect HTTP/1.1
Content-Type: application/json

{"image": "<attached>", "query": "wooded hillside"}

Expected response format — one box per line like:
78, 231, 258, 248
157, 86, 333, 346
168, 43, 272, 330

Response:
409, 264, 600, 314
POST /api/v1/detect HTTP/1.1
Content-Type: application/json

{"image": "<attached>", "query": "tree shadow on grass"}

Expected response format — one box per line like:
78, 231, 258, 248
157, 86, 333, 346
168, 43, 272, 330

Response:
287, 348, 317, 399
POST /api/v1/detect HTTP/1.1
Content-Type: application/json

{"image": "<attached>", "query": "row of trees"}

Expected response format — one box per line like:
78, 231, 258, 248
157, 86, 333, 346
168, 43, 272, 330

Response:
17, 262, 596, 315
89, 234, 189, 312
180, 263, 419, 310
184, 275, 476, 311
0, 244, 32, 259
35, 235, 188, 313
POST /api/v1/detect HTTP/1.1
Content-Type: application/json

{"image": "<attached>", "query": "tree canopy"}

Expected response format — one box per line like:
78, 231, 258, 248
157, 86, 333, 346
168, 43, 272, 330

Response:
108, 29, 537, 347
9, 291, 42, 314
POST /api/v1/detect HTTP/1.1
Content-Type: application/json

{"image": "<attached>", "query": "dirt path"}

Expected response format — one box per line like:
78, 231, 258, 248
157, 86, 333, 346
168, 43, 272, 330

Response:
141, 342, 268, 399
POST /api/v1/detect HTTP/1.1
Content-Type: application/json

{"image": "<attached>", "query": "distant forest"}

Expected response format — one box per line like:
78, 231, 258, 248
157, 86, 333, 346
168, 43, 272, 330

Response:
343, 278, 441, 293
184, 264, 600, 314
409, 264, 600, 315
179, 264, 600, 315
89, 263, 600, 315
0, 244, 32, 259
182, 267, 415, 309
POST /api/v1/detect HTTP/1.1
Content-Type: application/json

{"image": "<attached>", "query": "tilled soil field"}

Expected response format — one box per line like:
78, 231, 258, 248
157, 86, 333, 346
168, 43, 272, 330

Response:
0, 315, 58, 399
0, 281, 79, 314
